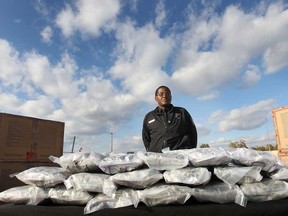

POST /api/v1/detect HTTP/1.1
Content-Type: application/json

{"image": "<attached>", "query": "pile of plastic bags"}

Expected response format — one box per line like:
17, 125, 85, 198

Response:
1, 147, 288, 214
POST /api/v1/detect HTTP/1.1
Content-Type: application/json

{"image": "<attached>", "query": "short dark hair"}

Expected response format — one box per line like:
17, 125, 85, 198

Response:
155, 86, 171, 96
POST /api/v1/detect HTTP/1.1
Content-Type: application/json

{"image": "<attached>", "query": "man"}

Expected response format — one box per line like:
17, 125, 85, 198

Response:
142, 85, 197, 152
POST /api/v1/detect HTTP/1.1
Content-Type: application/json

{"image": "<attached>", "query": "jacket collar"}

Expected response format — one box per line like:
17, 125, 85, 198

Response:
155, 104, 174, 115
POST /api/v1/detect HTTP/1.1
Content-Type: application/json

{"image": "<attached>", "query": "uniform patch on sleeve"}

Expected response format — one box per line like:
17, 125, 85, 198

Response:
148, 119, 155, 124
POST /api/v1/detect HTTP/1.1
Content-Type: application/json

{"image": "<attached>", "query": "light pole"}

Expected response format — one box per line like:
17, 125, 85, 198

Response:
110, 132, 113, 153
265, 114, 271, 151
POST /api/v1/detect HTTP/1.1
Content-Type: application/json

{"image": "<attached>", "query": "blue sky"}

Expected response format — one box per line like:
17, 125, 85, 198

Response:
0, 0, 287, 154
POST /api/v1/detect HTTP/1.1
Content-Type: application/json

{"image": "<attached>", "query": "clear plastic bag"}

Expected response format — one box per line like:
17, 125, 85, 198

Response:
137, 151, 188, 170
49, 151, 105, 173
48, 185, 93, 205
184, 147, 232, 167
191, 182, 247, 206
64, 172, 117, 197
269, 166, 288, 180
84, 188, 139, 214
98, 153, 143, 174
0, 185, 49, 205
240, 178, 288, 202
137, 183, 192, 207
109, 168, 163, 189
228, 148, 278, 172
214, 166, 263, 185
9, 166, 71, 187
163, 167, 211, 185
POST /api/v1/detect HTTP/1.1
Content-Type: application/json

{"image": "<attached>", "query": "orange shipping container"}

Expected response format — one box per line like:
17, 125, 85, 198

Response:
272, 106, 288, 162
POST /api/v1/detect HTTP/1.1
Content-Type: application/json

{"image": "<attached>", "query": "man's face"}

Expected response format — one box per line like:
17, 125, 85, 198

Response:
155, 87, 172, 108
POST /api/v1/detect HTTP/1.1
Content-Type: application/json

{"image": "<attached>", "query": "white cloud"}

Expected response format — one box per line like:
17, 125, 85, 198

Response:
34, 0, 49, 17
0, 93, 22, 113
0, 39, 24, 87
0, 38, 142, 145
24, 51, 79, 99
207, 137, 232, 147
49, 74, 141, 137
218, 99, 275, 132
41, 26, 53, 43
195, 124, 211, 137
19, 96, 56, 117
55, 4, 75, 37
240, 65, 262, 88
128, 0, 138, 13
197, 91, 219, 100
243, 132, 276, 147
113, 135, 145, 153
110, 21, 174, 102
155, 0, 166, 29
171, 2, 288, 97
207, 109, 225, 124
55, 0, 121, 38
206, 131, 276, 148
264, 40, 288, 73
54, 1, 288, 102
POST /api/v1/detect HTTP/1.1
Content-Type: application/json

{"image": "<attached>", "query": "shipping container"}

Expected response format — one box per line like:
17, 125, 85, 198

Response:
272, 106, 288, 162
0, 113, 64, 162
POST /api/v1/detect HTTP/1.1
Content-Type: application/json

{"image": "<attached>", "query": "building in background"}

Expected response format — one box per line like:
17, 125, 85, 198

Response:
272, 106, 288, 163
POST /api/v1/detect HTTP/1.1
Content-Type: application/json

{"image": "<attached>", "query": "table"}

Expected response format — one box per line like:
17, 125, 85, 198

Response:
1, 198, 288, 216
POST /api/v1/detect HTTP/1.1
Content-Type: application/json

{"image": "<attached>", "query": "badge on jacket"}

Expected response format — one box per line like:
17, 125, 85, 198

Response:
148, 119, 155, 124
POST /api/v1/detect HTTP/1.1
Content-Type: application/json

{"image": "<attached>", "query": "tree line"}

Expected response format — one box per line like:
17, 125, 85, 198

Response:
199, 139, 278, 151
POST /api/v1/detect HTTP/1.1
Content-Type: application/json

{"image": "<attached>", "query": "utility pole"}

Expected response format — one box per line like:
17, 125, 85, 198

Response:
71, 136, 76, 153
110, 132, 113, 153
265, 114, 271, 151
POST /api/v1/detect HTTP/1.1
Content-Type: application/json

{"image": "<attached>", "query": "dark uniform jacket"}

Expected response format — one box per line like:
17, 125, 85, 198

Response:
142, 104, 197, 152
